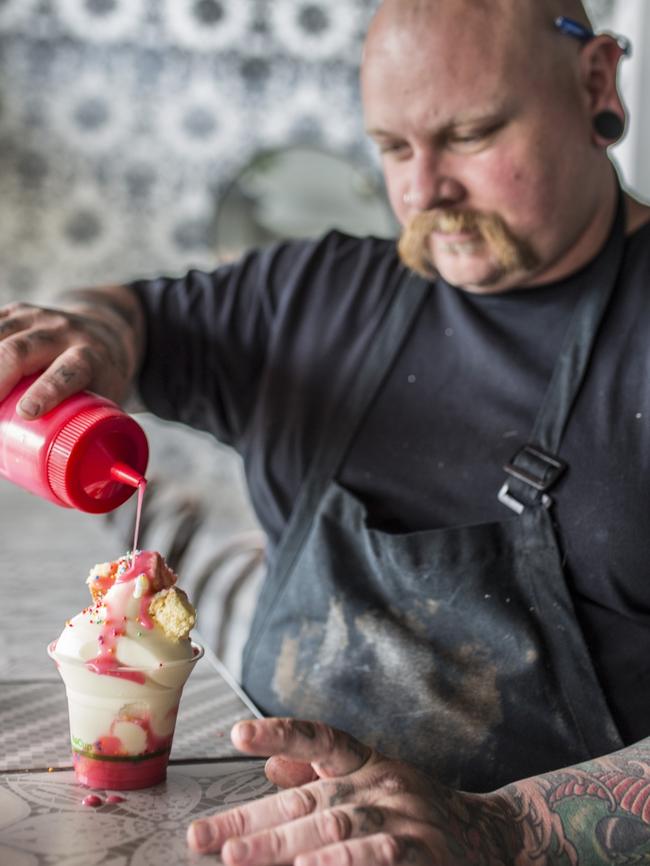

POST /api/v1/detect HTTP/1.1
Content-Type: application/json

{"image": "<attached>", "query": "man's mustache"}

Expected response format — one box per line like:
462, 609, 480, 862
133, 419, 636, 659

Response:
398, 208, 538, 281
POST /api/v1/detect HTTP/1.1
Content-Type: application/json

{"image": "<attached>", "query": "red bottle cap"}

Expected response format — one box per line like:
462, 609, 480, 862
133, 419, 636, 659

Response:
46, 405, 148, 513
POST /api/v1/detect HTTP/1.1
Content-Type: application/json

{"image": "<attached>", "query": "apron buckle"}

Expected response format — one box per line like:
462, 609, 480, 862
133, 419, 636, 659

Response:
498, 444, 567, 513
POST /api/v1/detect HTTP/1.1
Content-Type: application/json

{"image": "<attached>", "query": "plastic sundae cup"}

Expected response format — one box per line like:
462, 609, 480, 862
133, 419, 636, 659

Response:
48, 639, 203, 789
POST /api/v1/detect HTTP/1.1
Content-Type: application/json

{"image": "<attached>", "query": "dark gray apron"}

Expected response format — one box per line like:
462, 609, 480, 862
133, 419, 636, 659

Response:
242, 200, 626, 792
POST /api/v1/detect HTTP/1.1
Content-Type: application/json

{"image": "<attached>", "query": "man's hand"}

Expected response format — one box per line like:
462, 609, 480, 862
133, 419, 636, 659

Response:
187, 718, 516, 865
0, 286, 143, 418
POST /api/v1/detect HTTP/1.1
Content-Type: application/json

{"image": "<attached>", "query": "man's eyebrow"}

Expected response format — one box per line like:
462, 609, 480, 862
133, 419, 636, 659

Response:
366, 111, 508, 140
365, 127, 397, 138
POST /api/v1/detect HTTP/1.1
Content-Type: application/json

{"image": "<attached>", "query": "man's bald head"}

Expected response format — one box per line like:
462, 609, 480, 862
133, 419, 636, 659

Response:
362, 0, 592, 88
365, 0, 592, 41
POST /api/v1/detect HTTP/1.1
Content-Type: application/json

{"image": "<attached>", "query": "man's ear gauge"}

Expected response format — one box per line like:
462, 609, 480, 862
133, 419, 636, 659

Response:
593, 110, 625, 142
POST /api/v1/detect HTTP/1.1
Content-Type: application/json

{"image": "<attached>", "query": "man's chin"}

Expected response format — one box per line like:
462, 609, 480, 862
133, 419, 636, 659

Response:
433, 253, 512, 294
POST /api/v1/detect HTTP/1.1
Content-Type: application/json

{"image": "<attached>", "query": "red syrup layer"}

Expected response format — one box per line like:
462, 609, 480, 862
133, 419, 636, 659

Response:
74, 751, 169, 791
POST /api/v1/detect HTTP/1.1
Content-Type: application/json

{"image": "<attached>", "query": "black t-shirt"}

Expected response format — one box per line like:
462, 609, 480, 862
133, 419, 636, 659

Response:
134, 222, 650, 745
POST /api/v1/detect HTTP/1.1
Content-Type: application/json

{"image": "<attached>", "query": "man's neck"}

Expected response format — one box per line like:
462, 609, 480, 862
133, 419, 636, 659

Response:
625, 192, 650, 234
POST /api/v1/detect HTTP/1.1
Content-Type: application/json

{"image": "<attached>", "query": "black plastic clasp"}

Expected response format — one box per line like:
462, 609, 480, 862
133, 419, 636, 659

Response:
498, 444, 567, 514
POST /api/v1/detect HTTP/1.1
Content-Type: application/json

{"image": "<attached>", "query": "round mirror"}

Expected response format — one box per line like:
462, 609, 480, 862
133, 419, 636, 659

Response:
214, 146, 397, 260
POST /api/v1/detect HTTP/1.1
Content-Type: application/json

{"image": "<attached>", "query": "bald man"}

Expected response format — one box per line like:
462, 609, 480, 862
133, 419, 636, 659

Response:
2, 0, 650, 862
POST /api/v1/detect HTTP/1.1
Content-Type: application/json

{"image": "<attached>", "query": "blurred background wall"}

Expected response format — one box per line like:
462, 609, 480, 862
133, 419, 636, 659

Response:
0, 0, 387, 300
602, 0, 650, 197
0, 0, 647, 675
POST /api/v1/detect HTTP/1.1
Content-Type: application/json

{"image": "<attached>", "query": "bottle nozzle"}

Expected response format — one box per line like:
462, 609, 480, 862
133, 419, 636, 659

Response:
110, 461, 146, 489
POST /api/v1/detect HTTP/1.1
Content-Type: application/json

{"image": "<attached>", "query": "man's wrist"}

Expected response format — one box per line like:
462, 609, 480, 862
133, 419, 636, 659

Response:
57, 285, 145, 377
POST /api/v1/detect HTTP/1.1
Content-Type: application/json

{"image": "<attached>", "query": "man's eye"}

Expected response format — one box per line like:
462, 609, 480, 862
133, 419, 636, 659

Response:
455, 133, 483, 144
378, 141, 409, 158
448, 125, 502, 151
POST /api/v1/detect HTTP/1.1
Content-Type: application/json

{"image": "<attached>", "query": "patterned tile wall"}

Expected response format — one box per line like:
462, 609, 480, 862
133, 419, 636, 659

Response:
0, 0, 380, 302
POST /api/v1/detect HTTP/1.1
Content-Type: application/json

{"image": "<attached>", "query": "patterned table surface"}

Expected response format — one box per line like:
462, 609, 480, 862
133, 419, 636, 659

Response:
0, 761, 276, 866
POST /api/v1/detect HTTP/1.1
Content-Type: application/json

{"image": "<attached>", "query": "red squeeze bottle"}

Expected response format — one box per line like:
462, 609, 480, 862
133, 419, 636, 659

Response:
0, 374, 148, 513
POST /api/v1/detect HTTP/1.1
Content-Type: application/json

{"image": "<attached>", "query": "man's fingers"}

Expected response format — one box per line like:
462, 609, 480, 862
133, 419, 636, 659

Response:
188, 784, 321, 854
187, 772, 373, 855
13, 352, 95, 418
0, 304, 92, 410
232, 719, 373, 778
191, 801, 432, 866
295, 834, 435, 866
189, 723, 441, 863
265, 755, 318, 788
0, 304, 40, 400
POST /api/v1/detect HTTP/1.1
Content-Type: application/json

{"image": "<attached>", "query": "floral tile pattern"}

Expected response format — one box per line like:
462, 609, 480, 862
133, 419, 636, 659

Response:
0, 0, 379, 300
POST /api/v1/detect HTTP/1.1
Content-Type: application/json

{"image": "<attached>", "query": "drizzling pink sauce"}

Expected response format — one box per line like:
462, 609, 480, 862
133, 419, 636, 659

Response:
131, 479, 147, 564
86, 548, 161, 684
106, 794, 126, 804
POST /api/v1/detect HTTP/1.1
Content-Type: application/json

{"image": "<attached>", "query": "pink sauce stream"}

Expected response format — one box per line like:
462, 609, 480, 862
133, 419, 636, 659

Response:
131, 479, 147, 564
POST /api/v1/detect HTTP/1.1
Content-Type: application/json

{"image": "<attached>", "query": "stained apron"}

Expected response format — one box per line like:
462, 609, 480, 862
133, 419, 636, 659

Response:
242, 199, 627, 792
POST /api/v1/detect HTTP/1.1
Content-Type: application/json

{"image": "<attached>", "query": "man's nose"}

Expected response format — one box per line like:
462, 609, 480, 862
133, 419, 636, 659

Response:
406, 150, 464, 211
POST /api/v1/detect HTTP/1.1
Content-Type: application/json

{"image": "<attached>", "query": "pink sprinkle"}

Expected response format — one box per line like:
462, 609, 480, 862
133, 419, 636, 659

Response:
82, 794, 103, 808
106, 794, 126, 804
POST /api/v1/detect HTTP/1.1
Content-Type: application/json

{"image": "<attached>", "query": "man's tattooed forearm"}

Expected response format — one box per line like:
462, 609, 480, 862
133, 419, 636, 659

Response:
470, 740, 650, 866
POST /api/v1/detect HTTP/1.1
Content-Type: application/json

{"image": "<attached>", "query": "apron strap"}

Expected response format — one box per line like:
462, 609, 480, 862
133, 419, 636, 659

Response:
498, 191, 627, 513
245, 271, 430, 646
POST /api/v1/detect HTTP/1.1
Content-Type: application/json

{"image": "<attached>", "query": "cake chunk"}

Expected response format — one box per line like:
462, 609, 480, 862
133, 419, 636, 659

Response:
148, 587, 196, 641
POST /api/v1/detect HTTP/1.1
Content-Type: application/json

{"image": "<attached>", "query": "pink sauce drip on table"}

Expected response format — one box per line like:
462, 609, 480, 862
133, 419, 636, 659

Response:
82, 794, 103, 807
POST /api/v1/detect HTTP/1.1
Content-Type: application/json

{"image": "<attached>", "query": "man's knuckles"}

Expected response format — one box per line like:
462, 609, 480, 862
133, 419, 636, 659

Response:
278, 786, 319, 822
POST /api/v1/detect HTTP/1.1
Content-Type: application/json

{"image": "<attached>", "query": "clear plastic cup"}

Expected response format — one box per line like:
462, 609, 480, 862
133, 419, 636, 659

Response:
48, 639, 203, 789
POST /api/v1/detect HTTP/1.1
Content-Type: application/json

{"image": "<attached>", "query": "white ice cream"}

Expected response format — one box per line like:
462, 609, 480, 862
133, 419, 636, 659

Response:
49, 551, 200, 765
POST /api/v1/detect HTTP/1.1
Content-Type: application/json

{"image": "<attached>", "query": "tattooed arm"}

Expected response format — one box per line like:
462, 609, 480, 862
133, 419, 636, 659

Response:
503, 743, 650, 866
0, 284, 144, 418
187, 718, 650, 865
